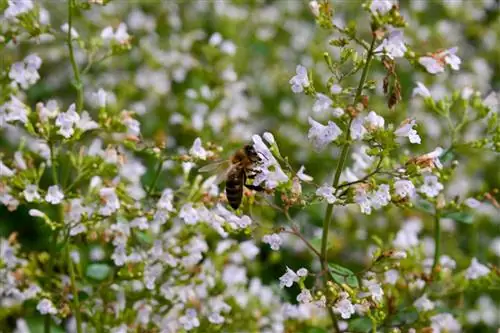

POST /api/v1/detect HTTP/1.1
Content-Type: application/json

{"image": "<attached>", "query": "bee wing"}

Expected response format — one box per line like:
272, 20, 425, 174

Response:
198, 160, 230, 173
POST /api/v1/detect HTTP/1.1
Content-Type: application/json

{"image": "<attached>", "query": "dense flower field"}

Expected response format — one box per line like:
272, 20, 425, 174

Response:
0, 0, 499, 332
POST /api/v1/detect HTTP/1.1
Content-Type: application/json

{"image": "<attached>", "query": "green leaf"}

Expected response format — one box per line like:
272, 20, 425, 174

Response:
442, 211, 474, 224
348, 317, 372, 333
305, 327, 328, 333
86, 263, 111, 280
414, 200, 434, 214
389, 308, 419, 326
26, 317, 65, 333
328, 263, 359, 288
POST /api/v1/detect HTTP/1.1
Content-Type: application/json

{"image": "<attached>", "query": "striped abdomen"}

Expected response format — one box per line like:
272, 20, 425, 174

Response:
226, 167, 245, 209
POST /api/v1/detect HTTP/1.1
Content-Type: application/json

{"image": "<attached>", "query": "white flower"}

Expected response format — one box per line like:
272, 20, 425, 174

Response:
309, 1, 320, 17
279, 267, 299, 288
189, 137, 207, 160
430, 313, 461, 333
23, 184, 40, 202
179, 203, 199, 225
3, 96, 29, 124
394, 119, 421, 144
296, 165, 313, 182
364, 278, 384, 303
94, 89, 108, 107
316, 184, 337, 204
384, 269, 399, 285
369, 184, 391, 209
0, 161, 14, 177
9, 54, 42, 89
365, 111, 385, 130
464, 198, 481, 208
443, 47, 461, 70
38, 100, 59, 122
45, 185, 64, 204
419, 175, 443, 198
55, 104, 80, 138
414, 294, 435, 312
333, 293, 355, 319
61, 23, 79, 38
313, 93, 333, 113
465, 258, 490, 280
263, 132, 275, 145
307, 117, 342, 151
355, 187, 372, 215
330, 84, 342, 94
101, 23, 130, 44
412, 81, 432, 98
14, 151, 27, 170
4, 0, 34, 18
157, 188, 175, 211
370, 0, 394, 14
29, 209, 46, 218
419, 56, 444, 74
374, 30, 407, 59
251, 135, 288, 189
297, 289, 313, 304
77, 111, 99, 131
332, 107, 344, 117
350, 117, 367, 140
36, 299, 57, 315
461, 87, 474, 100
263, 233, 282, 251
208, 313, 225, 324
99, 187, 120, 216
393, 229, 419, 250
297, 268, 308, 277
394, 180, 416, 199
439, 255, 456, 271
419, 47, 461, 75
179, 309, 200, 331
289, 65, 310, 93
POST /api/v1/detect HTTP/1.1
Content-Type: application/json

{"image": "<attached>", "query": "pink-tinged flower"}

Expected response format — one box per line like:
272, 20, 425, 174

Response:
412, 82, 431, 98
394, 119, 421, 144
289, 65, 310, 93
374, 30, 407, 59
419, 47, 461, 74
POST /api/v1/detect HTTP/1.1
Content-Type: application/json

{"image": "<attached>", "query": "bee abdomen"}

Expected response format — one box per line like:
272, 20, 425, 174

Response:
226, 178, 243, 209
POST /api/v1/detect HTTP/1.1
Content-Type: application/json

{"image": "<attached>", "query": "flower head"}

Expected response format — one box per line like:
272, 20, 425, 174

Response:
465, 258, 490, 280
307, 117, 342, 151
45, 185, 64, 204
279, 267, 299, 288
289, 65, 310, 93
394, 119, 421, 144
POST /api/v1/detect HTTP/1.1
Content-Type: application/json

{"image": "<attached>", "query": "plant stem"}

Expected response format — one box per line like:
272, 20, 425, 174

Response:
67, 0, 84, 113
147, 158, 164, 197
67, 245, 83, 333
319, 33, 377, 332
431, 213, 441, 277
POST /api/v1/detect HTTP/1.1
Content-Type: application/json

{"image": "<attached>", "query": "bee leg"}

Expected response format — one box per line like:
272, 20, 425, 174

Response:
245, 183, 265, 192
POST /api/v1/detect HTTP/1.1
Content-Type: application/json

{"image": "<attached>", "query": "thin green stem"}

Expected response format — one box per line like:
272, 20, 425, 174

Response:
319, 33, 377, 332
147, 158, 164, 197
432, 213, 441, 277
48, 141, 58, 185
67, 0, 83, 113
67, 245, 83, 333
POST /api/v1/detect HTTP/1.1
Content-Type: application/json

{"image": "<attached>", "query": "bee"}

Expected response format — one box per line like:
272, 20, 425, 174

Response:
199, 144, 264, 210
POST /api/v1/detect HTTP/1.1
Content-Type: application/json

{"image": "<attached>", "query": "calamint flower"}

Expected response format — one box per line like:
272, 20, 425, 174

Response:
251, 135, 288, 189
297, 289, 313, 304
55, 104, 80, 138
370, 0, 394, 14
101, 23, 130, 44
333, 292, 355, 319
0, 161, 14, 177
296, 165, 313, 182
465, 258, 490, 280
289, 65, 310, 93
312, 93, 333, 113
394, 180, 416, 199
419, 47, 461, 74
350, 117, 367, 140
189, 137, 207, 160
23, 184, 40, 202
394, 119, 421, 144
9, 54, 42, 89
307, 117, 342, 151
45, 185, 64, 204
36, 299, 57, 315
4, 0, 34, 18
430, 313, 461, 333
414, 294, 435, 312
374, 30, 407, 59
316, 184, 337, 204
99, 187, 120, 216
412, 81, 432, 98
263, 233, 282, 251
419, 174, 443, 198
279, 267, 299, 288
364, 111, 385, 130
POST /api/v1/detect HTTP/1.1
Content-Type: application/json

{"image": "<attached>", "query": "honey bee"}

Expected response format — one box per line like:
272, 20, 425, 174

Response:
199, 144, 264, 209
